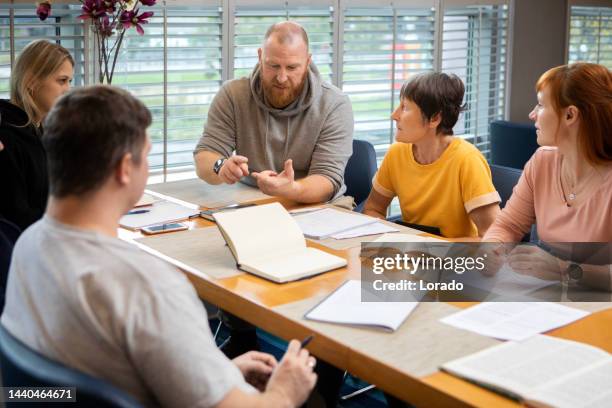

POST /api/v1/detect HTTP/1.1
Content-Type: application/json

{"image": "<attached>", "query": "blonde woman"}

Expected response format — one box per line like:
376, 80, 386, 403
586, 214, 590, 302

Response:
0, 40, 74, 231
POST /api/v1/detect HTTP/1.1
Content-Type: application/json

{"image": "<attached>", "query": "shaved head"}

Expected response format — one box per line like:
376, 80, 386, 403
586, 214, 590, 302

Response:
263, 21, 309, 51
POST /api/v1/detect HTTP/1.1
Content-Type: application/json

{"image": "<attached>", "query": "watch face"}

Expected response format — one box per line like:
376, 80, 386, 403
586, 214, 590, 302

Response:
568, 263, 583, 280
213, 158, 225, 175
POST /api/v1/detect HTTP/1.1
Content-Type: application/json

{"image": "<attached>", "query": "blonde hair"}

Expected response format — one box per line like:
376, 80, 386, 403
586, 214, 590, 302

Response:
10, 40, 74, 127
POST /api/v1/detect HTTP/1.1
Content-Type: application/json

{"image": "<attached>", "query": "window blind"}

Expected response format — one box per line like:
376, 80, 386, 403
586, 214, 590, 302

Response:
568, 6, 612, 68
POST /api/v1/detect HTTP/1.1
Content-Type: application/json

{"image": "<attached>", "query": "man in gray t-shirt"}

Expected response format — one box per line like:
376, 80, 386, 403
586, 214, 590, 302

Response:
1, 85, 317, 407
194, 21, 353, 203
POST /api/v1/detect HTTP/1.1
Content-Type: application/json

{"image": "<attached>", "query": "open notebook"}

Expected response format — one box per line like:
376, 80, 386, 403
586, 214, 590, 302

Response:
441, 335, 612, 408
304, 280, 419, 332
213, 202, 347, 283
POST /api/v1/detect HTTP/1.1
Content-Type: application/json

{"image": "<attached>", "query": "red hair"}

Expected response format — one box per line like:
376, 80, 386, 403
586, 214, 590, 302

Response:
536, 63, 612, 165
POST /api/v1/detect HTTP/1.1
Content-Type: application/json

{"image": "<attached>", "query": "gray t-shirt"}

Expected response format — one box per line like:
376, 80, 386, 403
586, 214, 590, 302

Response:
1, 216, 254, 407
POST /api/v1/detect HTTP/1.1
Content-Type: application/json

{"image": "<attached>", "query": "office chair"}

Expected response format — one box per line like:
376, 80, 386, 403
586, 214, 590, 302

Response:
490, 164, 534, 242
344, 139, 377, 213
490, 164, 523, 209
490, 120, 539, 169
0, 218, 21, 313
0, 324, 142, 408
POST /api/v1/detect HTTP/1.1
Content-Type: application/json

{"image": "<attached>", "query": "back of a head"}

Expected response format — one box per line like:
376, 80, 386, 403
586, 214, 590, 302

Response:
43, 85, 152, 198
536, 63, 612, 165
400, 72, 465, 135
10, 40, 74, 125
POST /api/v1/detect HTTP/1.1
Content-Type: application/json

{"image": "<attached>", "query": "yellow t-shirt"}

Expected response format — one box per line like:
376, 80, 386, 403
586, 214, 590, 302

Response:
373, 138, 500, 238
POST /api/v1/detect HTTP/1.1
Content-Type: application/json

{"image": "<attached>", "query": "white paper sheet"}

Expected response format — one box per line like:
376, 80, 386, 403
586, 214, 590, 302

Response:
305, 280, 419, 332
331, 222, 399, 239
373, 233, 446, 243
293, 208, 378, 239
440, 302, 591, 341
119, 201, 199, 229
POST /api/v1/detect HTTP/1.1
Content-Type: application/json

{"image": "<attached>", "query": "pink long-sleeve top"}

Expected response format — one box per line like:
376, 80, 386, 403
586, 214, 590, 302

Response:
484, 147, 612, 243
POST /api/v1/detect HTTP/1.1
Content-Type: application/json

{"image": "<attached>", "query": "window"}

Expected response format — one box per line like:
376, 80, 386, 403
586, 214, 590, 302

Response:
442, 3, 508, 156
0, 3, 86, 100
233, 2, 333, 82
2, 0, 510, 178
112, 4, 223, 174
568, 4, 612, 67
342, 3, 435, 161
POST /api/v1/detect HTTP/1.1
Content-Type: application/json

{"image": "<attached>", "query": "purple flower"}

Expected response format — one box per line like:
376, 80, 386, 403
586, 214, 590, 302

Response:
36, 1, 51, 21
100, 0, 117, 13
97, 15, 115, 38
79, 0, 107, 21
140, 0, 156, 6
120, 9, 154, 35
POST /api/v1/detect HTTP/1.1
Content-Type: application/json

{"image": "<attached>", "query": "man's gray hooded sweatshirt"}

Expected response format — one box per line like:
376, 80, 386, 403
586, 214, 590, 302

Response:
194, 62, 354, 198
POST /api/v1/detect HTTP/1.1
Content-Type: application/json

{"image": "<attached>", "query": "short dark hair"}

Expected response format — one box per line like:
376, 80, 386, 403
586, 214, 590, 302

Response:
400, 72, 465, 136
43, 85, 152, 198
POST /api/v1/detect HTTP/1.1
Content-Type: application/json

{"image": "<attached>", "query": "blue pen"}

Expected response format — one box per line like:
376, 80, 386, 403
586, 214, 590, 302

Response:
128, 209, 150, 215
300, 335, 314, 349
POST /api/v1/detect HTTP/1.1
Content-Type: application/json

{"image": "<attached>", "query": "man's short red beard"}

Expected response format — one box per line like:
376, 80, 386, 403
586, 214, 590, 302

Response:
262, 72, 307, 109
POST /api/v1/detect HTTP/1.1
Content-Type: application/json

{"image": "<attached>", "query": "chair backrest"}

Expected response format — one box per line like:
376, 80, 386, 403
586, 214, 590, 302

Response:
490, 164, 522, 209
0, 218, 21, 313
344, 139, 377, 212
0, 324, 142, 408
490, 120, 539, 169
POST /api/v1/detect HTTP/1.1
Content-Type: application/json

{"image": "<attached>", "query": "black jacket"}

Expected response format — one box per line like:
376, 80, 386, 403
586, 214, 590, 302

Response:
0, 100, 48, 232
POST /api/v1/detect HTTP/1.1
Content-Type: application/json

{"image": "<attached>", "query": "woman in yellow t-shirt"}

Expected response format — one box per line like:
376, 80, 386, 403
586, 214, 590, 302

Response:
363, 72, 501, 238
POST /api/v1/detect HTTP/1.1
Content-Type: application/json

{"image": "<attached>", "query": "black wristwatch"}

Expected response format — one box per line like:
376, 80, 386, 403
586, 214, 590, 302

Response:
213, 158, 226, 175
566, 263, 583, 282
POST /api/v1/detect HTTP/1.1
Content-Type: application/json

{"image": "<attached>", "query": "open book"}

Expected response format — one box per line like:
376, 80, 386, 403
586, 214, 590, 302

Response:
304, 280, 419, 332
441, 335, 612, 408
213, 202, 347, 283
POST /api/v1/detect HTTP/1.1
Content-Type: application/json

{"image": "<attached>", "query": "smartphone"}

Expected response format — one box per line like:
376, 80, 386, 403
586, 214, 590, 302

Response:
141, 223, 188, 235
199, 203, 256, 222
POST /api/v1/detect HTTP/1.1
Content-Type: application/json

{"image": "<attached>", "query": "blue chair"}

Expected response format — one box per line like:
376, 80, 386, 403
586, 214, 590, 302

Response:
0, 324, 142, 408
490, 164, 535, 242
0, 218, 21, 313
344, 139, 377, 212
490, 164, 523, 209
490, 120, 539, 169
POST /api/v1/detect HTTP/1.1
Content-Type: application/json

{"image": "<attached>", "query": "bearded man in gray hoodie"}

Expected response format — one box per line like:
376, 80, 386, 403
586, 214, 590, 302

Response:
194, 21, 354, 203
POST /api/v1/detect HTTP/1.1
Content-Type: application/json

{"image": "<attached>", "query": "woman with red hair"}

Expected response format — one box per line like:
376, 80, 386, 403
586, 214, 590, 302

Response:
484, 63, 612, 290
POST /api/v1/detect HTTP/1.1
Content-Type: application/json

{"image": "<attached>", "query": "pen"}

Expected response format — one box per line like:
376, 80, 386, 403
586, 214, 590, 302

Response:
300, 335, 314, 349
127, 209, 150, 215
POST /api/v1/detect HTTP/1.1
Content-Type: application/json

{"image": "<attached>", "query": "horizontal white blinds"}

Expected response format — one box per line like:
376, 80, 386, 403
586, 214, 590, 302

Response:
442, 4, 508, 155
0, 3, 86, 99
568, 6, 612, 68
343, 6, 435, 160
112, 5, 223, 171
233, 5, 334, 83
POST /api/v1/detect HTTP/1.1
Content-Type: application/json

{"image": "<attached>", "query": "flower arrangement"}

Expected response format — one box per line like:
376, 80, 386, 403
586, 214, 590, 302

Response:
36, 0, 156, 84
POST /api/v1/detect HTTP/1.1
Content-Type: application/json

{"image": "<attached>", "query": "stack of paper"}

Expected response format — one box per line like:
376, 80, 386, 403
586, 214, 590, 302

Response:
134, 193, 158, 207
120, 201, 199, 230
305, 280, 419, 332
373, 233, 446, 243
440, 302, 590, 341
293, 208, 380, 239
331, 222, 399, 239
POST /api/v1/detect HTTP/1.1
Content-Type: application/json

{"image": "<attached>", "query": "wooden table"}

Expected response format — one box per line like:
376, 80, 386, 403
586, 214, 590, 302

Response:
121, 195, 612, 407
